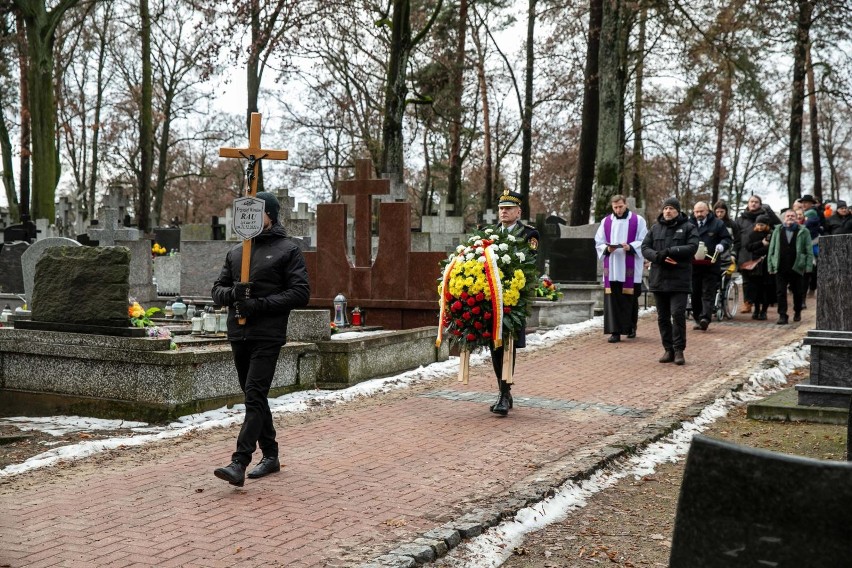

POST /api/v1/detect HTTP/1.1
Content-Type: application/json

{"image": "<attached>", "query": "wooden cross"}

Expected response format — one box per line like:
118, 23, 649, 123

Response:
219, 112, 288, 324
337, 159, 390, 267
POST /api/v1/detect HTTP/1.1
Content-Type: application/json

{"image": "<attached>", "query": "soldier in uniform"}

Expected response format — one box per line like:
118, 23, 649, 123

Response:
489, 189, 539, 416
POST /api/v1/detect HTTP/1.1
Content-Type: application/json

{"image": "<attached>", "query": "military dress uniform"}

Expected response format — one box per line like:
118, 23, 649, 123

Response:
489, 190, 539, 416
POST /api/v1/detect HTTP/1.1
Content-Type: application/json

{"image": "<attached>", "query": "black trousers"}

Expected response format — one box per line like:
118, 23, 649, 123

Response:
654, 291, 688, 352
604, 281, 641, 335
775, 270, 804, 318
230, 340, 284, 466
690, 266, 719, 322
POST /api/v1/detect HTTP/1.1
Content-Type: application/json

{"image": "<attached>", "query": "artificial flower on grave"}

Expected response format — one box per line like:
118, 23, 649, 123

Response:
535, 275, 563, 301
151, 243, 167, 256
129, 299, 177, 350
330, 322, 340, 335
436, 225, 538, 353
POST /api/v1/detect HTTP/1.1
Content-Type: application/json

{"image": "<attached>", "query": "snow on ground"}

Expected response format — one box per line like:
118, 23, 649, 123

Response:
0, 314, 608, 479
437, 341, 811, 568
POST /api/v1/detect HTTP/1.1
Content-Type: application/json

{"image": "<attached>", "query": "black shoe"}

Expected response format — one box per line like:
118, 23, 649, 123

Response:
793, 313, 801, 322
489, 386, 513, 411
608, 333, 621, 343
492, 396, 509, 416
752, 311, 759, 320
659, 350, 675, 363
692, 323, 702, 330
699, 319, 709, 331
627, 329, 636, 339
247, 456, 281, 479
777, 316, 789, 325
758, 312, 767, 321
674, 350, 685, 365
214, 461, 245, 487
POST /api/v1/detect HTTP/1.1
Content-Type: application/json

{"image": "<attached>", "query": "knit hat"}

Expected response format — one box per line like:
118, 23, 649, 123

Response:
662, 197, 681, 212
837, 200, 847, 208
755, 214, 770, 225
255, 191, 280, 222
804, 208, 818, 219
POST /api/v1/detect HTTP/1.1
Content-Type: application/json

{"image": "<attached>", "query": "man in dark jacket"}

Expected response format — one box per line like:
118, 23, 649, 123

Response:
689, 201, 732, 331
641, 197, 699, 365
211, 191, 310, 486
825, 201, 852, 235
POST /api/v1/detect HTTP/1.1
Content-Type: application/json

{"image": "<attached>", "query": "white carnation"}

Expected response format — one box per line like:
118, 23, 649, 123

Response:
499, 243, 509, 251
474, 240, 483, 247
456, 245, 466, 254
507, 234, 517, 242
478, 256, 487, 263
516, 252, 526, 262
465, 253, 475, 261
484, 228, 494, 234
501, 254, 512, 263
476, 247, 484, 255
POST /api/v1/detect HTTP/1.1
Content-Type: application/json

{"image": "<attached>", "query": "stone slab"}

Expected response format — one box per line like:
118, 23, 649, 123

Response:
747, 387, 849, 425
180, 240, 235, 297
816, 234, 852, 332
0, 241, 27, 294
20, 237, 81, 306
14, 321, 147, 337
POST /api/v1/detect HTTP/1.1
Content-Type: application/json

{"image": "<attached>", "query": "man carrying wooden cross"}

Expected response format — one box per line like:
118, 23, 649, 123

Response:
211, 191, 310, 486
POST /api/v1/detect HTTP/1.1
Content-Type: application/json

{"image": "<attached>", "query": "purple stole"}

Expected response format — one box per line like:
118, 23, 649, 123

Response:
603, 211, 639, 294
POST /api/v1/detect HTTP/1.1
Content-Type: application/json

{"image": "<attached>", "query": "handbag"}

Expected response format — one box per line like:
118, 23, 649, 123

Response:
739, 256, 765, 271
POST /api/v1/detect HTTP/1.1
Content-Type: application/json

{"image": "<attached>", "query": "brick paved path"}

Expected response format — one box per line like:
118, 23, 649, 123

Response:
0, 305, 813, 567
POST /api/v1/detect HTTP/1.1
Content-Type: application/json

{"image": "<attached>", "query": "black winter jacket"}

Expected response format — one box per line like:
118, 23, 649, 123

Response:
641, 212, 699, 293
688, 212, 732, 274
825, 213, 852, 235
735, 205, 781, 265
745, 228, 771, 277
211, 223, 310, 342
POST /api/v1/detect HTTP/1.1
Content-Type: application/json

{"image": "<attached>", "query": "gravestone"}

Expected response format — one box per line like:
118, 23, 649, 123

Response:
35, 218, 51, 240
153, 227, 181, 253
121, 239, 157, 303
797, 233, 852, 408
670, 434, 852, 567
29, 247, 131, 328
180, 240, 234, 297
548, 238, 598, 283
87, 207, 139, 246
153, 254, 181, 295
3, 218, 37, 243
21, 237, 82, 306
0, 241, 28, 294
482, 209, 497, 226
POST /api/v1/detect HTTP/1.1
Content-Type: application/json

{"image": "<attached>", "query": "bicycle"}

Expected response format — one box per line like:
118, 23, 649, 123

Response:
713, 271, 740, 321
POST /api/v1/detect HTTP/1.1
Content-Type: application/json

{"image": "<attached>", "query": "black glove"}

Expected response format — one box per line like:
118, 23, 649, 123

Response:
234, 298, 259, 318
656, 249, 669, 263
233, 281, 252, 302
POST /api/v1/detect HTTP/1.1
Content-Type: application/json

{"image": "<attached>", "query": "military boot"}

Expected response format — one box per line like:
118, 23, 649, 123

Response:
490, 381, 513, 412
492, 381, 511, 416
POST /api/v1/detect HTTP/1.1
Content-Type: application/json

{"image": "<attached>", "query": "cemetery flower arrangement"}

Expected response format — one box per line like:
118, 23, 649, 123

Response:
535, 275, 563, 301
129, 299, 177, 350
436, 226, 538, 350
151, 243, 167, 256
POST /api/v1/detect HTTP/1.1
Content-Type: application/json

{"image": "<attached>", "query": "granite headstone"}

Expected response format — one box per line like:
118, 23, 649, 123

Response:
21, 237, 82, 306
548, 238, 598, 283
0, 241, 28, 294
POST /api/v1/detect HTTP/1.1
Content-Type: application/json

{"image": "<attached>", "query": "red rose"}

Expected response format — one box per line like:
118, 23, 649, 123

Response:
451, 301, 462, 312
466, 333, 476, 341
462, 312, 472, 320
466, 297, 476, 307
503, 307, 511, 314
453, 330, 462, 336
455, 319, 464, 327
471, 306, 481, 315
484, 311, 492, 320
482, 331, 492, 339
474, 321, 483, 330
461, 291, 468, 300
476, 292, 485, 302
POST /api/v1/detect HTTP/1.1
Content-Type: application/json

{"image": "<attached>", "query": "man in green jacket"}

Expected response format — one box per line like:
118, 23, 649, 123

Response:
767, 209, 814, 325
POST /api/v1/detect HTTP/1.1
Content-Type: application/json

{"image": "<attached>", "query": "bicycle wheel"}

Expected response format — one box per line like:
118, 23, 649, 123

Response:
723, 279, 740, 319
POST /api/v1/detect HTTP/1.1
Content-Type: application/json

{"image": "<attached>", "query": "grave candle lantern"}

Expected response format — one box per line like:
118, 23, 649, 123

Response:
351, 307, 362, 327
172, 297, 187, 320
333, 293, 348, 327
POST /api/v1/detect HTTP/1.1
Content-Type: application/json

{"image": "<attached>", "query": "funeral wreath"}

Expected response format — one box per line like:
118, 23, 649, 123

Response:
436, 226, 538, 351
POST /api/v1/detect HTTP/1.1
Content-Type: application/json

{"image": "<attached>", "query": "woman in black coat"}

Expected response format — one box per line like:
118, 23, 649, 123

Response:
744, 214, 774, 320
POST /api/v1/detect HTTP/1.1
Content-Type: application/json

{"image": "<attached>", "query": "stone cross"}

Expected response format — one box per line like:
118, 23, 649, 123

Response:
219, 112, 288, 323
337, 159, 390, 267
483, 208, 497, 225
87, 207, 140, 246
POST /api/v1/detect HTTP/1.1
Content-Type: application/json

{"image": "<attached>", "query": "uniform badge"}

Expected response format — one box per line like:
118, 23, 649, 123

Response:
529, 237, 538, 250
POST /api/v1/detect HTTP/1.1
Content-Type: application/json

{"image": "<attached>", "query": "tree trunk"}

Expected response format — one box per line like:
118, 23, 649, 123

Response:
16, 9, 30, 220
806, 41, 822, 201
594, 0, 626, 221
570, 0, 602, 226
87, 3, 110, 223
630, 2, 645, 208
446, 0, 468, 216
153, 93, 174, 228
787, 0, 812, 205
519, 0, 537, 215
247, 0, 264, 193
380, 0, 412, 180
420, 127, 431, 217
711, 61, 733, 206
0, 97, 19, 221
472, 23, 494, 211
138, 0, 153, 231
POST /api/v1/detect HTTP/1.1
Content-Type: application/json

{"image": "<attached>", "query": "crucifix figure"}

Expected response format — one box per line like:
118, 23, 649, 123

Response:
337, 159, 390, 267
219, 112, 288, 324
